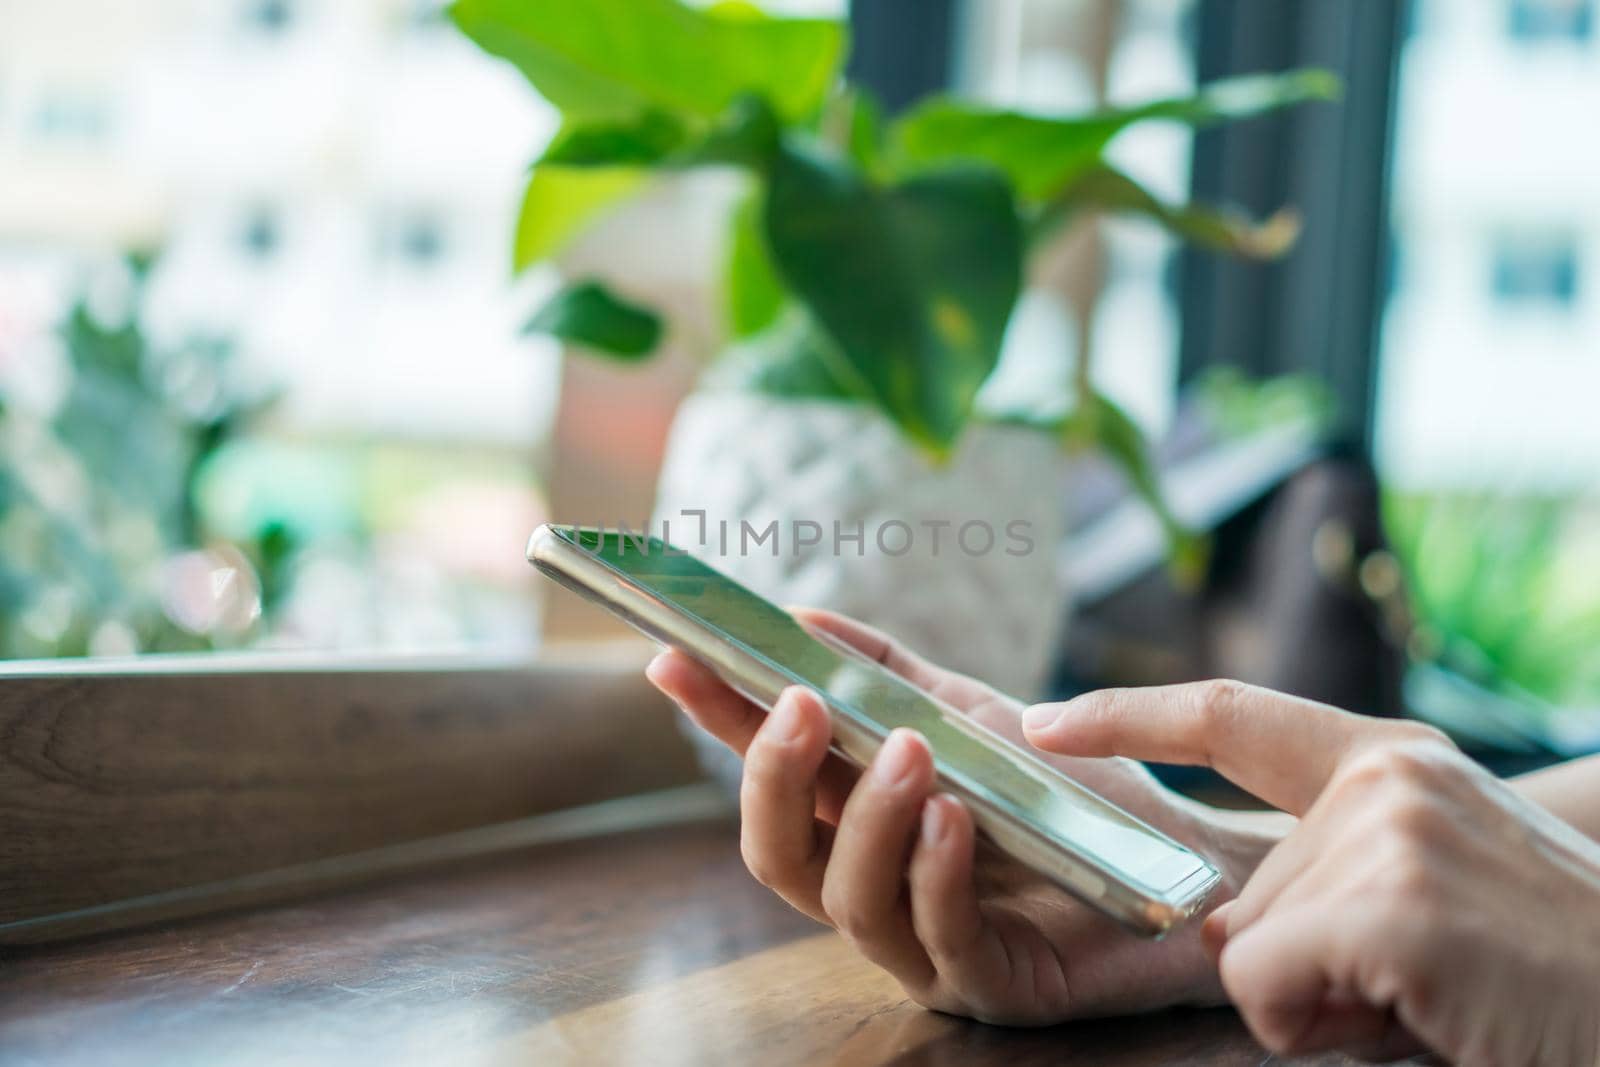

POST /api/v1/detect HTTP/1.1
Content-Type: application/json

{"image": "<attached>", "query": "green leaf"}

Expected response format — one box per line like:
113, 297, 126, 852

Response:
539, 110, 689, 167
1053, 165, 1301, 258
537, 95, 781, 171
889, 68, 1338, 202
1062, 392, 1205, 583
704, 310, 862, 400
846, 88, 885, 173
674, 94, 783, 169
724, 187, 787, 339
512, 97, 783, 287
764, 145, 1023, 453
524, 280, 663, 359
513, 166, 645, 271
891, 102, 1107, 202
816, 85, 885, 174
1119, 69, 1341, 126
449, 0, 845, 122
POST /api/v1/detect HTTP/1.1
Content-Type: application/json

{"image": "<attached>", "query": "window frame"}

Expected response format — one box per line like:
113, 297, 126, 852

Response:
1178, 0, 1408, 454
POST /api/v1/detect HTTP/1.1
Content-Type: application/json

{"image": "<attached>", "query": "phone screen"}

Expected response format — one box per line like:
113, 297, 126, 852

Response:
558, 528, 1210, 898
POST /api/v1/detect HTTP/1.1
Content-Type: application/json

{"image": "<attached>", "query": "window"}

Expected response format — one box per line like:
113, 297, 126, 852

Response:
405, 0, 452, 36
377, 208, 450, 269
1508, 0, 1594, 42
238, 205, 283, 261
1490, 232, 1581, 309
28, 89, 111, 145
241, 0, 296, 37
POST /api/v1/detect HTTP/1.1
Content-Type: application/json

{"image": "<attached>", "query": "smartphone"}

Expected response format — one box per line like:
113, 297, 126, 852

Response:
527, 524, 1219, 935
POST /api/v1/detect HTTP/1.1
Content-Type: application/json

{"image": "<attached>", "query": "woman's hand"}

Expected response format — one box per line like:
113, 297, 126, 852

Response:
647, 608, 1285, 1025
1025, 681, 1600, 1065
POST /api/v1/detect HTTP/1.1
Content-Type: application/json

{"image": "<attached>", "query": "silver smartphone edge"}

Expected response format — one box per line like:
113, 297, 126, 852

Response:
526, 524, 1220, 936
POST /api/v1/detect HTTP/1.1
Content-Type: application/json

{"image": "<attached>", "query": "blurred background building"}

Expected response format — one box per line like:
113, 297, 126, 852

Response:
0, 0, 560, 655
1378, 0, 1600, 488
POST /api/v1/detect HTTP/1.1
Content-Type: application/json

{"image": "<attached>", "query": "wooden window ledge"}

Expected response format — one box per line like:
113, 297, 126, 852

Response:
0, 644, 703, 942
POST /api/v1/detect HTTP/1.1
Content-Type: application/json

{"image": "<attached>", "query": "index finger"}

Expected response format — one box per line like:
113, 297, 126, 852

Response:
1022, 680, 1417, 815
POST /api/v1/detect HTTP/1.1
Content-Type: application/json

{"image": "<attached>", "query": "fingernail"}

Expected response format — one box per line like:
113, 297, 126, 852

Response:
920, 798, 946, 846
873, 729, 922, 787
769, 689, 808, 742
1022, 703, 1061, 731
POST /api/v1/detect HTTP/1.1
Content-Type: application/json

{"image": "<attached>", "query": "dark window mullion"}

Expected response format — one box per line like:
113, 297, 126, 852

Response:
847, 0, 958, 115
1180, 0, 1406, 452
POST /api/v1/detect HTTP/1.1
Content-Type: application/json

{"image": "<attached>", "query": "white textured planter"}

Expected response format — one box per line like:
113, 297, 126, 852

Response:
652, 393, 1069, 788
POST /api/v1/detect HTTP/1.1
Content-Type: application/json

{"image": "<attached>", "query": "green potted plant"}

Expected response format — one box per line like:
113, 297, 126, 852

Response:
451, 0, 1335, 703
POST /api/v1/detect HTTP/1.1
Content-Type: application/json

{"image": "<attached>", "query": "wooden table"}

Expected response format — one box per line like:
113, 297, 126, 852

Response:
0, 813, 1374, 1066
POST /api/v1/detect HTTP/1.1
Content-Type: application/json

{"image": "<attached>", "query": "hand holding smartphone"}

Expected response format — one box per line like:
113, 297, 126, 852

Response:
528, 524, 1219, 935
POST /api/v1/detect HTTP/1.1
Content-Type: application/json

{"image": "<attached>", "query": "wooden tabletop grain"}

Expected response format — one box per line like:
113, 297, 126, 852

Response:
0, 813, 1377, 1067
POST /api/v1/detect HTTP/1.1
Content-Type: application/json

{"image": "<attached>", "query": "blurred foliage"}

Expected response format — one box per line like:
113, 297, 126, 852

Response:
1195, 366, 1336, 438
448, 0, 845, 122
451, 0, 1336, 556
1386, 492, 1600, 713
525, 280, 663, 357
512, 166, 645, 270
0, 255, 289, 658
891, 70, 1336, 208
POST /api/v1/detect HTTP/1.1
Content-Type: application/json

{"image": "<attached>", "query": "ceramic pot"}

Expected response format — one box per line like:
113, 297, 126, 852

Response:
652, 391, 1069, 789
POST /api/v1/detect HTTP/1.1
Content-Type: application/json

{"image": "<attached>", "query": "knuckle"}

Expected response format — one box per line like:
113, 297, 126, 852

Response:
1221, 974, 1297, 1053
1336, 738, 1445, 795
1366, 914, 1439, 1006
738, 748, 817, 811
921, 922, 968, 962
1381, 742, 1449, 786
833, 910, 873, 943
1387, 719, 1454, 753
738, 753, 784, 801
1378, 846, 1440, 904
1253, 1022, 1301, 1057
1329, 718, 1455, 791
1396, 964, 1439, 1024
1061, 689, 1112, 728
738, 836, 784, 891
1371, 743, 1431, 782
965, 998, 1035, 1028
1189, 679, 1252, 748
1385, 788, 1450, 843
1321, 760, 1382, 810
920, 919, 983, 971
1194, 678, 1249, 722
901, 978, 979, 1021
819, 886, 868, 941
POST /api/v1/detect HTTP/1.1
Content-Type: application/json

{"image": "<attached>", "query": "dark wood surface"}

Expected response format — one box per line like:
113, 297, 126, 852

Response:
0, 649, 701, 934
0, 810, 1378, 1066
